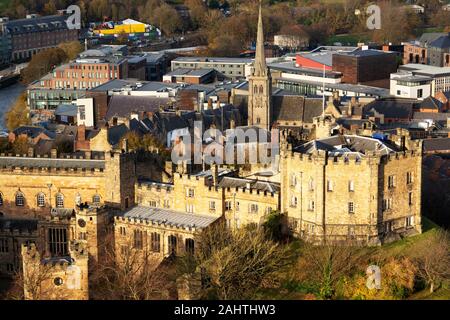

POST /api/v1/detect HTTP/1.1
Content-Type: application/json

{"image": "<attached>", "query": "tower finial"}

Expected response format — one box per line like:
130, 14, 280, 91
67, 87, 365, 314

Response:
254, 0, 267, 77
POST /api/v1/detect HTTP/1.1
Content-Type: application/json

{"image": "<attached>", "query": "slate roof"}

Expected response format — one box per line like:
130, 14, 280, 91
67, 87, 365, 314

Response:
429, 35, 450, 49
418, 33, 447, 46
363, 99, 417, 119
0, 156, 105, 169
413, 112, 450, 121
55, 104, 78, 117
295, 135, 398, 157
423, 138, 450, 153
105, 95, 171, 120
272, 95, 323, 123
107, 124, 129, 146
118, 206, 219, 229
5, 15, 70, 35
13, 126, 56, 139
218, 176, 280, 193
420, 97, 443, 112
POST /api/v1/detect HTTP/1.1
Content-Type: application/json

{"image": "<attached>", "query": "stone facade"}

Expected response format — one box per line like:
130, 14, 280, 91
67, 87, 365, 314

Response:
22, 242, 88, 300
279, 135, 422, 245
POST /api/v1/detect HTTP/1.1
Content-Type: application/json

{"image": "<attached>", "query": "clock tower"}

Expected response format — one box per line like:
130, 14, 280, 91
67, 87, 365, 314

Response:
248, 2, 272, 130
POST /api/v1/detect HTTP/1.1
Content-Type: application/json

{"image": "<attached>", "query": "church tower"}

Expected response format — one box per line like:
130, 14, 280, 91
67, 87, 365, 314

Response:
248, 2, 272, 130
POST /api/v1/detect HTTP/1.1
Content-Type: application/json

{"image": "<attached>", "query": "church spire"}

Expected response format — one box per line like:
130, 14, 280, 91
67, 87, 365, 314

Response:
254, 1, 267, 77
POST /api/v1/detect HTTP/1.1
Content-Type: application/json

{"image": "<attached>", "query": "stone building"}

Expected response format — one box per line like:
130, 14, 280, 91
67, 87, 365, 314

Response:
280, 134, 422, 245
21, 242, 88, 300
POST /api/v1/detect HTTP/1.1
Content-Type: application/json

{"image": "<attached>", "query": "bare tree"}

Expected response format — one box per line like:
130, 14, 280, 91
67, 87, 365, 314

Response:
179, 223, 292, 300
90, 235, 172, 300
413, 230, 450, 293
299, 237, 364, 299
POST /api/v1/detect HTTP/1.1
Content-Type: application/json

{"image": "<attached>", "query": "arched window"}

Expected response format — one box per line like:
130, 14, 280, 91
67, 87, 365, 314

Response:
37, 193, 45, 207
55, 193, 64, 208
15, 192, 25, 207
0, 193, 3, 206
259, 85, 264, 94
254, 85, 258, 94
185, 238, 195, 255
92, 194, 101, 204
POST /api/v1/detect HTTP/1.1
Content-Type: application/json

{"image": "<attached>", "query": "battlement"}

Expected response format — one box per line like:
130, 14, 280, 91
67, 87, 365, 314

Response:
223, 186, 278, 198
136, 181, 173, 192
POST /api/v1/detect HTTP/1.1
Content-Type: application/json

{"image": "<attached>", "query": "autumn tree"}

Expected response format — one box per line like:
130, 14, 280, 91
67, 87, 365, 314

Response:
150, 3, 182, 36
58, 41, 84, 61
20, 48, 67, 84
5, 92, 30, 131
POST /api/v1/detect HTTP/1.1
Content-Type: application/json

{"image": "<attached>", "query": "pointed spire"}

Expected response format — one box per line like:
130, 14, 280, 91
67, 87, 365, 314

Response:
254, 1, 267, 77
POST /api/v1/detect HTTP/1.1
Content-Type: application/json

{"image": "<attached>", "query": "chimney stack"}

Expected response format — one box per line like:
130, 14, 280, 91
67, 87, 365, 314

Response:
50, 149, 57, 159
27, 147, 34, 157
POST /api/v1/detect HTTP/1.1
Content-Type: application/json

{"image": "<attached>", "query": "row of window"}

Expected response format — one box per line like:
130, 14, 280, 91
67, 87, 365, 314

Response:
0, 192, 101, 208
124, 229, 195, 255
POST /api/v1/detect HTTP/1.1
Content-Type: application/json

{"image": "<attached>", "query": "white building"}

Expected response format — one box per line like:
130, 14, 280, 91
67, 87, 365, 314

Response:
390, 72, 432, 100
399, 64, 450, 96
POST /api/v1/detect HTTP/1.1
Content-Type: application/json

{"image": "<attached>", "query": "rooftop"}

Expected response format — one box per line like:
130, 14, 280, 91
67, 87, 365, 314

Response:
399, 64, 450, 76
173, 57, 253, 64
295, 135, 399, 157
118, 206, 219, 229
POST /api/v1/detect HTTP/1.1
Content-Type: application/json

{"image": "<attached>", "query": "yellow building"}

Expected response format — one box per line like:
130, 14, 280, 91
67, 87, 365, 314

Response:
93, 19, 149, 36
280, 134, 422, 245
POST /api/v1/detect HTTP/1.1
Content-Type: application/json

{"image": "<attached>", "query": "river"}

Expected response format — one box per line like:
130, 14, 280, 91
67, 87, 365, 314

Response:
0, 83, 26, 131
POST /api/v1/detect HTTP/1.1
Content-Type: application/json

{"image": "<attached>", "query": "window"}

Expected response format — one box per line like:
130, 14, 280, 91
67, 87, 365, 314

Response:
163, 200, 170, 208
119, 226, 126, 236
37, 193, 45, 207
92, 194, 101, 204
309, 178, 314, 191
150, 232, 160, 252
291, 196, 298, 207
406, 216, 414, 227
388, 175, 396, 189
408, 192, 413, 206
290, 174, 297, 187
79, 232, 87, 240
48, 228, 68, 256
348, 202, 355, 214
327, 180, 333, 192
15, 192, 25, 206
186, 204, 194, 213
0, 238, 8, 253
185, 238, 195, 255
406, 172, 413, 184
383, 198, 393, 211
417, 89, 423, 98
133, 230, 144, 250
308, 200, 315, 211
249, 204, 258, 213
55, 193, 64, 208
225, 201, 232, 211
348, 180, 355, 192
149, 200, 157, 208
168, 235, 177, 255
0, 193, 3, 206
235, 201, 240, 211
209, 201, 216, 211
186, 188, 195, 198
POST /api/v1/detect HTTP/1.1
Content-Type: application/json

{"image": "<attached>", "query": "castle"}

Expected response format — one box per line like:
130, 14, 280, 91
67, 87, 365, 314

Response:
0, 3, 423, 299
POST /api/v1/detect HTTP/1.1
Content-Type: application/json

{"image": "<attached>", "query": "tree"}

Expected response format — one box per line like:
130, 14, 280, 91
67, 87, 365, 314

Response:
20, 48, 68, 84
150, 3, 182, 36
58, 41, 83, 61
413, 230, 450, 293
298, 239, 363, 299
5, 93, 30, 131
178, 223, 292, 299
89, 235, 171, 300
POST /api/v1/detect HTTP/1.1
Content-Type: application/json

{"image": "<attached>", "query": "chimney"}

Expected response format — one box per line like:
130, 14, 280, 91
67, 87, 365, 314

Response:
230, 119, 236, 129
50, 149, 57, 159
85, 151, 92, 159
27, 147, 34, 157
122, 138, 128, 152
211, 163, 219, 186
77, 125, 86, 141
